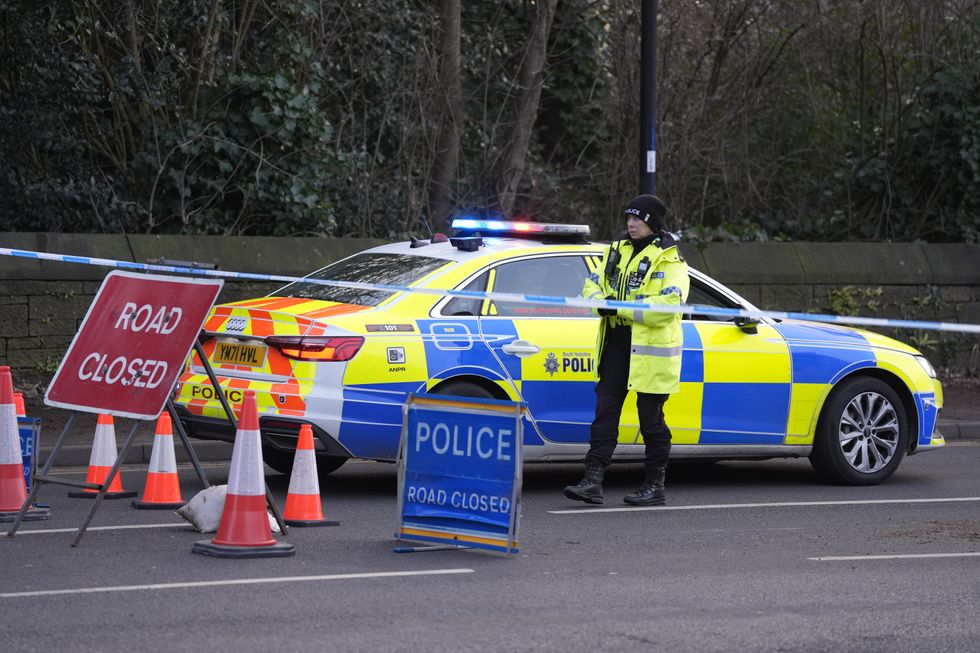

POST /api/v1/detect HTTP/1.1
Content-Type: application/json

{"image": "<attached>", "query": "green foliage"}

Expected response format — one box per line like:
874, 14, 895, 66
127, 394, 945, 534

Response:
825, 286, 884, 317
34, 357, 60, 375
826, 286, 861, 317
132, 4, 340, 235
2, 1, 980, 242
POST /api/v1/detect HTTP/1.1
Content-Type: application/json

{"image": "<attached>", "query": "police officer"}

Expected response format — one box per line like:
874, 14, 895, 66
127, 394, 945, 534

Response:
563, 194, 689, 505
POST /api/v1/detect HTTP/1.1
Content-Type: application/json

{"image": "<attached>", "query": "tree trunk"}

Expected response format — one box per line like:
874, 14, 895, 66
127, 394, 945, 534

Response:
496, 0, 559, 217
427, 0, 463, 233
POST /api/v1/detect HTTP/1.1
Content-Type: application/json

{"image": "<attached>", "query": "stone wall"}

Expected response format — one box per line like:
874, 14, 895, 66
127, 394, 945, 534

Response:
1, 233, 978, 380
680, 241, 980, 373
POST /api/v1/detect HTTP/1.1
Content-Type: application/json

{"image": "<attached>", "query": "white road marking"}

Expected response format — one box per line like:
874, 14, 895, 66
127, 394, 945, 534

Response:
548, 496, 980, 515
810, 552, 980, 562
12, 523, 189, 535
1, 568, 475, 599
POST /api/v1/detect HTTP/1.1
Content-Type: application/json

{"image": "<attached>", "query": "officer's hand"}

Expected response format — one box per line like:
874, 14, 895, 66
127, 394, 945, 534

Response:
597, 295, 616, 317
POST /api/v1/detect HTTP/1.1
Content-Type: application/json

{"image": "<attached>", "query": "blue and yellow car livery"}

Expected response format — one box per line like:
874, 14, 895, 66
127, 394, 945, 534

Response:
173, 220, 943, 485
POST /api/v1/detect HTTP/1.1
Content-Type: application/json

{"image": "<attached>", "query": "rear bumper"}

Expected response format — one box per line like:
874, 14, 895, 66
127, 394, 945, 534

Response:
172, 406, 352, 458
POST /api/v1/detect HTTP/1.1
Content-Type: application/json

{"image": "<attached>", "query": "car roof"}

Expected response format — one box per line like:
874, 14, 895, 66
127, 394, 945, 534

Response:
364, 237, 604, 263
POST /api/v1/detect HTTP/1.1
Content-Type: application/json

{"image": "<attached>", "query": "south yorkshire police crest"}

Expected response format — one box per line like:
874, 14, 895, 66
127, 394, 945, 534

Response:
544, 352, 559, 376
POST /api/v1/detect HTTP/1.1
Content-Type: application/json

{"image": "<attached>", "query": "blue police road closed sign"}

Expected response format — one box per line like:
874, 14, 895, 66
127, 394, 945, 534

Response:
397, 394, 524, 554
18, 417, 39, 491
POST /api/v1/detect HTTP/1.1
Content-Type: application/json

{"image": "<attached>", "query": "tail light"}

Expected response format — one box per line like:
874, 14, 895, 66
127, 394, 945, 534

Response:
265, 335, 364, 361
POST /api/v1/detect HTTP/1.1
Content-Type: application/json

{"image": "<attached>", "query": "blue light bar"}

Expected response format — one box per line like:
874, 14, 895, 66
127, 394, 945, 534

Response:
451, 218, 590, 237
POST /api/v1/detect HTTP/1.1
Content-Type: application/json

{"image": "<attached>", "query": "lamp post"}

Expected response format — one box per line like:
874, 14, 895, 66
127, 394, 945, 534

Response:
639, 0, 657, 195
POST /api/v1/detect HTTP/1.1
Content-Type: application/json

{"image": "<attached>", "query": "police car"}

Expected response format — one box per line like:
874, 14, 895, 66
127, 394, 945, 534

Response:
173, 219, 944, 485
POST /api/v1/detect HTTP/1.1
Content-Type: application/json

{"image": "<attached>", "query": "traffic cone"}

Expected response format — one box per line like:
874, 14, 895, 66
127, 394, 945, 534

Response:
13, 392, 26, 418
283, 425, 338, 527
68, 414, 137, 499
0, 367, 48, 522
13, 392, 26, 491
192, 390, 294, 558
132, 413, 185, 510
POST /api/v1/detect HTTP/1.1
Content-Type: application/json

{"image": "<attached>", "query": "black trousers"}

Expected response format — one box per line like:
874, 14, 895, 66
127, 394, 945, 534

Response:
585, 325, 672, 472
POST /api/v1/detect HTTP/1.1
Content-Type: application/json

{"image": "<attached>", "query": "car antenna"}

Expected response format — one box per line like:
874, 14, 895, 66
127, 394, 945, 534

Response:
411, 214, 437, 248
420, 214, 435, 239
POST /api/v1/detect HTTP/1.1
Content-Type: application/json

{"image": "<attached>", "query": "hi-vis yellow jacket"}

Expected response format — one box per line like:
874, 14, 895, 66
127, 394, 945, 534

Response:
583, 234, 690, 394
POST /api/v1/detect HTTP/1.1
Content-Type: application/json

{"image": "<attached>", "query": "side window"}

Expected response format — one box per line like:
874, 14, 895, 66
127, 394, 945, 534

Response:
489, 256, 592, 317
443, 271, 489, 316
684, 277, 740, 321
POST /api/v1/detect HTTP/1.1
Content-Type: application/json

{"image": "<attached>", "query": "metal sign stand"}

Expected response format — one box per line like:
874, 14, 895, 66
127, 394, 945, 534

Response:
5, 343, 288, 544
5, 396, 212, 545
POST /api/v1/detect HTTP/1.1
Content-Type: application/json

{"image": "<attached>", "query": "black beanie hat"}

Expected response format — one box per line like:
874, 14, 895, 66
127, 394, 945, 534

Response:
624, 194, 667, 231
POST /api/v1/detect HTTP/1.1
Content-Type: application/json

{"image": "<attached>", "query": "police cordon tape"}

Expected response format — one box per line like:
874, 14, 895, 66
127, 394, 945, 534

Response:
2, 246, 980, 335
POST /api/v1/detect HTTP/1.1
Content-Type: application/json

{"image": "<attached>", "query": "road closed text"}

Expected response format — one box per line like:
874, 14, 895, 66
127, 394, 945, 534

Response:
405, 485, 512, 514
76, 302, 185, 387
77, 354, 169, 388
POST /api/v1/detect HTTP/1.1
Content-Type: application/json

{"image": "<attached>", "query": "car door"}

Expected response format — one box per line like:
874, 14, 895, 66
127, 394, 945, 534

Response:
675, 274, 792, 445
477, 253, 600, 444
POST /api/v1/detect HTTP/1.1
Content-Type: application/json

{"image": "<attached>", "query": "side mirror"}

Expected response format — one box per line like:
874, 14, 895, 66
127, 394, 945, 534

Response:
734, 316, 759, 334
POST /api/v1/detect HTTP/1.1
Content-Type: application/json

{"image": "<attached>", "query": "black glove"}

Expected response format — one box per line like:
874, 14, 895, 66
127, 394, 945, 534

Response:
597, 295, 617, 317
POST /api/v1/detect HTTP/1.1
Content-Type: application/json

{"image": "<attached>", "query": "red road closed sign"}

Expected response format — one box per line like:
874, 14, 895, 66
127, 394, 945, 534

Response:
45, 271, 223, 419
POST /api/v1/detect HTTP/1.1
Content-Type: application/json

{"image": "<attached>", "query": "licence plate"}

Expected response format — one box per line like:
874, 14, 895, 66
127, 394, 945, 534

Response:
213, 342, 267, 368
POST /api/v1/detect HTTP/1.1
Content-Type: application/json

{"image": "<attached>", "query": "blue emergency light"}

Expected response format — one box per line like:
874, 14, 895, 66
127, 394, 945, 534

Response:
451, 218, 590, 237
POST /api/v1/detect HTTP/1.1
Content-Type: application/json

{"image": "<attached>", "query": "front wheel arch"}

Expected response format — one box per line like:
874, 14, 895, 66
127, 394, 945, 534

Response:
828, 368, 919, 453
809, 374, 911, 485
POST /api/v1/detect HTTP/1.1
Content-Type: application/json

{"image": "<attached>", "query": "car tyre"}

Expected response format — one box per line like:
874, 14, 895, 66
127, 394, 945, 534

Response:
432, 380, 497, 399
809, 376, 909, 486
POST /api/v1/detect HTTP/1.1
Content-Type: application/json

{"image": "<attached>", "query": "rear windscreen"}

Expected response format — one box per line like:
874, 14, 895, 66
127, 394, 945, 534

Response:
271, 253, 450, 306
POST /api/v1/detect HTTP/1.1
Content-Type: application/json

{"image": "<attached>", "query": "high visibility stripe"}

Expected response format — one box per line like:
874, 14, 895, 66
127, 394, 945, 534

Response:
631, 344, 683, 357
204, 306, 233, 331
89, 424, 119, 467
0, 404, 18, 464
249, 310, 275, 337
147, 434, 178, 473
286, 448, 320, 496
226, 429, 265, 496
303, 304, 370, 319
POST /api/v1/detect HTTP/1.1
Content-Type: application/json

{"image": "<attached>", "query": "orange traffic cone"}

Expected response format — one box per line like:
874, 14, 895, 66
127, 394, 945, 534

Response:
132, 413, 185, 510
13, 392, 26, 418
68, 414, 137, 499
1, 367, 48, 522
0, 367, 29, 515
13, 392, 26, 492
283, 425, 338, 527
192, 390, 294, 558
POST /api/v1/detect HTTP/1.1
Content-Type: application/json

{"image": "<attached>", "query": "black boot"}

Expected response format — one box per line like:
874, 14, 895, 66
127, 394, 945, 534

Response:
563, 461, 605, 504
623, 466, 666, 506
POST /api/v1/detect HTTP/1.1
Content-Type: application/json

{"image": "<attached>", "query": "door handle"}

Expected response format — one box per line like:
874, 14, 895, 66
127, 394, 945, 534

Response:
501, 339, 541, 358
